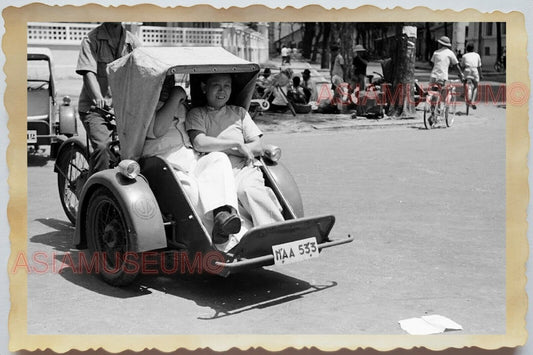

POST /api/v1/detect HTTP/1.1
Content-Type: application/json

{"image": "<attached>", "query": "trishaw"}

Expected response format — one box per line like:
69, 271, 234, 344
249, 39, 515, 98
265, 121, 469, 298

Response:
27, 47, 77, 157
54, 46, 353, 286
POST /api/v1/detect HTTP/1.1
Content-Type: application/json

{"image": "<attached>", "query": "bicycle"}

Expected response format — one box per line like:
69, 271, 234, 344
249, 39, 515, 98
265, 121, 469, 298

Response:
423, 80, 459, 129
463, 76, 478, 116
55, 106, 119, 224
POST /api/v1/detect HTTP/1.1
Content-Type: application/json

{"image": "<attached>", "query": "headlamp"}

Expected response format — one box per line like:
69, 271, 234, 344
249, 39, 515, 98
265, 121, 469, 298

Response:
118, 160, 140, 179
263, 144, 282, 162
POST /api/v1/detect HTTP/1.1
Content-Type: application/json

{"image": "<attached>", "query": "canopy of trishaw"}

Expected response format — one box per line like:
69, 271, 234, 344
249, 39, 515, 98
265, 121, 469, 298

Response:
107, 46, 260, 161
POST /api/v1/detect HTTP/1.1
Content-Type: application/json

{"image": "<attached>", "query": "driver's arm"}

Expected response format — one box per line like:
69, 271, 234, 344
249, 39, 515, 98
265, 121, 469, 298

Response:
82, 71, 106, 108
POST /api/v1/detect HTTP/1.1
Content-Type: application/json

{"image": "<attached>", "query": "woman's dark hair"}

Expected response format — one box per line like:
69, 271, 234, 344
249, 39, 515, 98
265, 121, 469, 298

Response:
159, 74, 175, 102
292, 76, 301, 87
466, 43, 474, 52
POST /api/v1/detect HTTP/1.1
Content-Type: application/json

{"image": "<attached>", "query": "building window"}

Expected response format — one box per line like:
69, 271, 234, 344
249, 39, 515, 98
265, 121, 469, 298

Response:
484, 46, 491, 56
502, 22, 506, 34
486, 22, 493, 36
465, 25, 469, 38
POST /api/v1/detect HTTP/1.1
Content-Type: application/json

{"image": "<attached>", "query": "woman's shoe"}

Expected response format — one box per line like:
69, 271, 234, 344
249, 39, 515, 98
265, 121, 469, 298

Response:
214, 210, 241, 235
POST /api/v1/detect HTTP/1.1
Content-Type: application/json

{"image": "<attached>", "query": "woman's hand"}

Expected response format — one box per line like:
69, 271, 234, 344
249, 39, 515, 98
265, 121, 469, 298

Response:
237, 142, 255, 166
167, 86, 187, 107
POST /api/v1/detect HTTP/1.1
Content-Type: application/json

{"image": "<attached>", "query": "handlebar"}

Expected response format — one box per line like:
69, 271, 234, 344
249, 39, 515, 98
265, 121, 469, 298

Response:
90, 105, 116, 123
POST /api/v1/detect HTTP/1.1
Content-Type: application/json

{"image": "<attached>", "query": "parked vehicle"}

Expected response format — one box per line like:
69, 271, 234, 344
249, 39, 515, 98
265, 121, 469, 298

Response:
27, 47, 77, 157
351, 60, 392, 118
54, 46, 353, 286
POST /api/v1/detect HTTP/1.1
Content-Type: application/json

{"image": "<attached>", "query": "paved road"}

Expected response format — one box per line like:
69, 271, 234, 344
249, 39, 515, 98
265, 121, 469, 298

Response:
25, 103, 505, 336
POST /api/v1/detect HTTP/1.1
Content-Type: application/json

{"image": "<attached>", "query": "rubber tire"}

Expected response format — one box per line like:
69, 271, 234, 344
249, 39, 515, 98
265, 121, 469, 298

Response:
445, 95, 456, 128
423, 104, 434, 130
465, 82, 472, 116
86, 187, 140, 287
56, 142, 89, 225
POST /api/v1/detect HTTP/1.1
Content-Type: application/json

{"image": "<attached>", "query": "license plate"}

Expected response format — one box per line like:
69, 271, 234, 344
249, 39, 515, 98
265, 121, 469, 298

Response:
272, 237, 319, 265
27, 130, 37, 144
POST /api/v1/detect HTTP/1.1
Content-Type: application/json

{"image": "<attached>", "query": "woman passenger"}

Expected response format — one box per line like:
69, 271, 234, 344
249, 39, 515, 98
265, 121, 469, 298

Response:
186, 73, 285, 228
141, 80, 241, 246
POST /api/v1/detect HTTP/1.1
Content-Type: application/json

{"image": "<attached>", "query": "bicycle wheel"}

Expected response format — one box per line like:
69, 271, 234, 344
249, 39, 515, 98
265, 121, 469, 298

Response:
56, 141, 89, 224
423, 103, 435, 130
464, 83, 472, 116
445, 95, 456, 127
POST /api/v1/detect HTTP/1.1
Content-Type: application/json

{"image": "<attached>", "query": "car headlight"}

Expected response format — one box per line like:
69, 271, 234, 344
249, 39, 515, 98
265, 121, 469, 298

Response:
263, 144, 281, 162
118, 160, 140, 179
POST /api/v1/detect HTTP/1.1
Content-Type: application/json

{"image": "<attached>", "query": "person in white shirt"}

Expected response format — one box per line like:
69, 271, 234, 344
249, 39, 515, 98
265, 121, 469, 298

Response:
281, 44, 291, 65
460, 43, 483, 109
430, 36, 464, 84
429, 36, 464, 113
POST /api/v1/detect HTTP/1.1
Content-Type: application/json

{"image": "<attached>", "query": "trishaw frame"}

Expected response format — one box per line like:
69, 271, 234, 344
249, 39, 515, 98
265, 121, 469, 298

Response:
55, 46, 353, 286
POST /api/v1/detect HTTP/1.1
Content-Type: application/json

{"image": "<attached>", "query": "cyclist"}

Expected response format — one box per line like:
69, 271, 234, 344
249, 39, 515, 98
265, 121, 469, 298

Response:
429, 36, 464, 118
461, 43, 483, 109
76, 22, 141, 174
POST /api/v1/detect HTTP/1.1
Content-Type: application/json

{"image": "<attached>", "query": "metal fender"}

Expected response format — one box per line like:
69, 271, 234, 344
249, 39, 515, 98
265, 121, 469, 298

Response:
58, 104, 77, 136
262, 160, 304, 218
53, 136, 87, 172
73, 169, 167, 252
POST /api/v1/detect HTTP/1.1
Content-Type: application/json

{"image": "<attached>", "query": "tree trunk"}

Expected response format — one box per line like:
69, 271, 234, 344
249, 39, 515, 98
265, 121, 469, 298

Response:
496, 22, 502, 61
320, 23, 331, 69
390, 25, 417, 118
301, 22, 315, 59
278, 23, 282, 53
311, 23, 323, 63
424, 22, 432, 61
477, 23, 483, 60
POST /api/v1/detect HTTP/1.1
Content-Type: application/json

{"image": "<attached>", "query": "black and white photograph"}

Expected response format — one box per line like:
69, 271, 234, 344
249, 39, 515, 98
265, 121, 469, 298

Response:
3, 3, 529, 353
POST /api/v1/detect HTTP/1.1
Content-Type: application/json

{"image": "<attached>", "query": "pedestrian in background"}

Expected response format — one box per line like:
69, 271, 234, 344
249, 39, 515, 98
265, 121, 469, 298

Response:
330, 45, 347, 112
301, 68, 317, 102
351, 45, 368, 93
281, 44, 290, 66
460, 43, 483, 109
76, 22, 141, 173
256, 67, 272, 97
351, 44, 368, 115
330, 44, 345, 90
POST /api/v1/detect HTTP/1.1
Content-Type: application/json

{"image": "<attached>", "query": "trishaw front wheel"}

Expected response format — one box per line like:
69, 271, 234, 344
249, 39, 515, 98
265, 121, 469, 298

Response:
86, 187, 140, 287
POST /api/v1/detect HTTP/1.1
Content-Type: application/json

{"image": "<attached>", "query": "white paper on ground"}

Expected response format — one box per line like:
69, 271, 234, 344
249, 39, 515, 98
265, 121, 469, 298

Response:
422, 314, 463, 331
399, 315, 463, 335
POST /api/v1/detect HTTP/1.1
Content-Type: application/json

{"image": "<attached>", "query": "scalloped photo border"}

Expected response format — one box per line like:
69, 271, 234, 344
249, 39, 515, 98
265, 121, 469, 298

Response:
4, 3, 529, 353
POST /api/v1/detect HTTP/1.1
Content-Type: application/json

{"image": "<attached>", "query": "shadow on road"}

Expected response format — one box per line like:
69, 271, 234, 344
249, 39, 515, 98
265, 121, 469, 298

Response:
31, 219, 338, 316
27, 152, 52, 167
139, 268, 337, 320
52, 247, 337, 315
30, 218, 75, 252
56, 250, 154, 298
